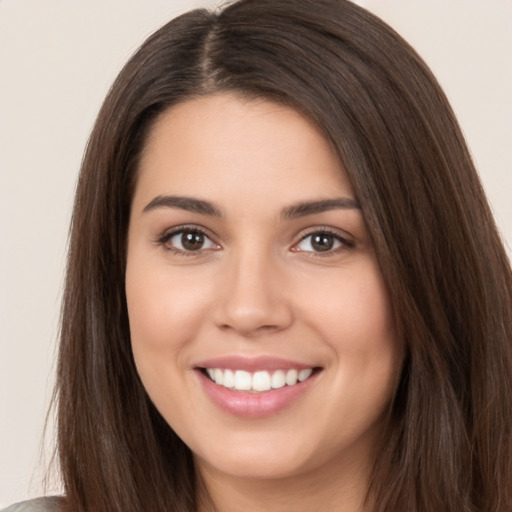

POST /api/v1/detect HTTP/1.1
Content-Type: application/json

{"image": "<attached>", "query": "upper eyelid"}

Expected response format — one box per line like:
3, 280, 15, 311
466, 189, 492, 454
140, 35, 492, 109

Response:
157, 224, 217, 242
295, 225, 354, 242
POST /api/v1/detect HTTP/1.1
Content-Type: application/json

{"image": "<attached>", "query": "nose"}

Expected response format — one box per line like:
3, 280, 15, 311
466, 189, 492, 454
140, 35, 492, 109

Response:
213, 250, 294, 337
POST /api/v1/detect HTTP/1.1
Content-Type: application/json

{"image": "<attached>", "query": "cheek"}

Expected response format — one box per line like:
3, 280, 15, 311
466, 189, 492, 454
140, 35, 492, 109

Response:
343, 274, 394, 349
125, 252, 212, 371
302, 258, 402, 408
302, 261, 401, 440
303, 260, 395, 349
125, 257, 213, 425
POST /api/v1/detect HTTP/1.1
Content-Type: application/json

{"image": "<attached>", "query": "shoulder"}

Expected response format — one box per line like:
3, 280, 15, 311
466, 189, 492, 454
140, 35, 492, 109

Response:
1, 497, 64, 512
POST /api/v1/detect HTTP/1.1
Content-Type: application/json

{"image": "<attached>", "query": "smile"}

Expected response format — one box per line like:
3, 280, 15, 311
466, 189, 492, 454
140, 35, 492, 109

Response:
204, 368, 314, 393
194, 356, 322, 417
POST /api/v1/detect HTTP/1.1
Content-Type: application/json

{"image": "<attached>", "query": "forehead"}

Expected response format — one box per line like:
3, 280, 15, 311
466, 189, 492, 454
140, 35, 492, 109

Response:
134, 93, 354, 211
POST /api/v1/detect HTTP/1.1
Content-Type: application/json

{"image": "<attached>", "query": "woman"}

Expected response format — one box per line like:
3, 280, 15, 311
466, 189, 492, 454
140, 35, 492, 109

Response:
4, 0, 511, 510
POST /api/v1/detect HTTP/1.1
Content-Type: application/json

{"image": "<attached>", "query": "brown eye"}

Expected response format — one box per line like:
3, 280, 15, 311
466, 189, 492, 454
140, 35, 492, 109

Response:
311, 233, 335, 252
294, 230, 352, 254
163, 229, 218, 253
181, 231, 205, 251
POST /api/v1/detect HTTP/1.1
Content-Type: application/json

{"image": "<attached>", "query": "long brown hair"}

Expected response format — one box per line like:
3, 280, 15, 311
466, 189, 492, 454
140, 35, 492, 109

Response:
55, 1, 512, 510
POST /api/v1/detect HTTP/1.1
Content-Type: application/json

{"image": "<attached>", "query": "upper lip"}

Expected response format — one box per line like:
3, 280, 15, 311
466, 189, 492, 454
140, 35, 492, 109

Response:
194, 355, 318, 372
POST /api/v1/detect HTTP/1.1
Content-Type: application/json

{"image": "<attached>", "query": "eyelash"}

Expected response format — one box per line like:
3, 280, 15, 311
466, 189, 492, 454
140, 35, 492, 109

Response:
156, 225, 219, 257
292, 227, 355, 256
156, 225, 355, 257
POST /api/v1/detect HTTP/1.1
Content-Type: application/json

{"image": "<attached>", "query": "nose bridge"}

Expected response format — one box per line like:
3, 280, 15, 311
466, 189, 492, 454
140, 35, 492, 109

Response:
214, 243, 292, 335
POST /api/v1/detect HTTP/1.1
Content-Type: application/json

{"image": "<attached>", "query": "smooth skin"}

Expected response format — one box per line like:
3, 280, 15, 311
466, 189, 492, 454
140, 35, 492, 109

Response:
126, 93, 403, 512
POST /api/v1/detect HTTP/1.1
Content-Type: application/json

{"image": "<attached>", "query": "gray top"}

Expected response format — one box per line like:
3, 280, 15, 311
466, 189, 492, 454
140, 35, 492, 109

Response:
1, 498, 63, 512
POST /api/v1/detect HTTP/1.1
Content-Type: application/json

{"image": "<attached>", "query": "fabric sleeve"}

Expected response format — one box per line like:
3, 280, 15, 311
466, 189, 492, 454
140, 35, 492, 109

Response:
1, 497, 63, 512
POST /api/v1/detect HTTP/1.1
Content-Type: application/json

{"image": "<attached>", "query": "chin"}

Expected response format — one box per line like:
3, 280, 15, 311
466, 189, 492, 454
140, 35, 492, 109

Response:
192, 431, 334, 482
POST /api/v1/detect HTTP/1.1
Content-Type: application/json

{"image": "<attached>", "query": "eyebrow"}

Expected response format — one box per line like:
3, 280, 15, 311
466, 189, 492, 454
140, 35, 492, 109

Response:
281, 197, 361, 219
142, 195, 360, 219
143, 195, 223, 216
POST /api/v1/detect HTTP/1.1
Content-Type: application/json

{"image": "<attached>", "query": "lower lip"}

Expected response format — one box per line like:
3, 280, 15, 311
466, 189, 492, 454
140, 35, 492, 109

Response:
197, 370, 319, 418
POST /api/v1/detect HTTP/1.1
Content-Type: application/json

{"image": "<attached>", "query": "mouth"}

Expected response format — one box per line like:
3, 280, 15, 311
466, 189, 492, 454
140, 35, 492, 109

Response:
194, 356, 323, 417
200, 367, 319, 393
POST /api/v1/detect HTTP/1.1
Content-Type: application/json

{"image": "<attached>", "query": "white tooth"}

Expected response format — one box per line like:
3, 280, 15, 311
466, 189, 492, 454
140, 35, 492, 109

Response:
252, 371, 271, 391
271, 370, 286, 389
206, 368, 215, 380
223, 369, 235, 388
298, 368, 313, 382
234, 370, 252, 391
285, 369, 298, 386
214, 368, 223, 385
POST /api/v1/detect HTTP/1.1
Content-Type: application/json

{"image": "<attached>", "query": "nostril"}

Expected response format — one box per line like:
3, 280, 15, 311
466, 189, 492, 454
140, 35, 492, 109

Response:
217, 322, 284, 336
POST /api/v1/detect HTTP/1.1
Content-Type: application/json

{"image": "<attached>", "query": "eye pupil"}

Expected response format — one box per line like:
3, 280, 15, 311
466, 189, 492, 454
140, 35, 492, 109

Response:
312, 233, 334, 252
182, 231, 204, 251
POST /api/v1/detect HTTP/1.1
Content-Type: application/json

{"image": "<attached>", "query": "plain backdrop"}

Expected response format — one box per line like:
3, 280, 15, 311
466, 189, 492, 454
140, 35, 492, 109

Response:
0, 0, 511, 506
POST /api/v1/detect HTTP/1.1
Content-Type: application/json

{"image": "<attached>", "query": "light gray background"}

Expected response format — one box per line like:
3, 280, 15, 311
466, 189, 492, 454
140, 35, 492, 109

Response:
1, 0, 511, 506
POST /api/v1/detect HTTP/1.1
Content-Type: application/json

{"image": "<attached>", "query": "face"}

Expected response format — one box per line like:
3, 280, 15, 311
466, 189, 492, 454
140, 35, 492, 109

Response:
126, 93, 402, 486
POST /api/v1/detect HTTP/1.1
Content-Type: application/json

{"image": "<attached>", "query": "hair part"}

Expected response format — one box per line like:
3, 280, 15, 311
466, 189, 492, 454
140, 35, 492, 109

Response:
54, 1, 512, 511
